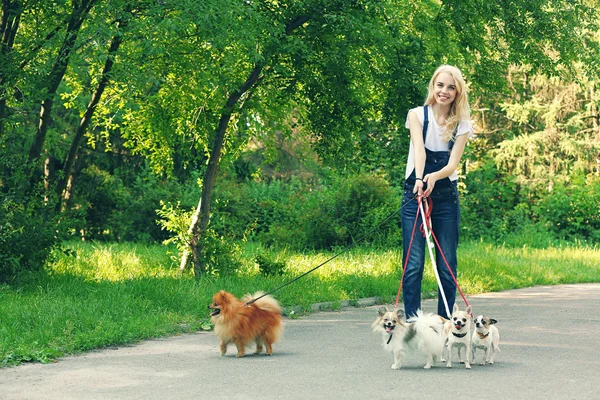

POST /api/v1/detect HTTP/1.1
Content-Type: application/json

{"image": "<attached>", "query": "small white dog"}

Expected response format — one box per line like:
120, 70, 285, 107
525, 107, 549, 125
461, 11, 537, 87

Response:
471, 315, 500, 365
372, 307, 445, 370
442, 304, 473, 369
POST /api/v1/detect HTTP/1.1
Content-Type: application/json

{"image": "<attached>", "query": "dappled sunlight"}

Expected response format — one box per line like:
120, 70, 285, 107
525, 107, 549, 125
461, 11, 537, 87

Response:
50, 242, 181, 282
285, 250, 400, 279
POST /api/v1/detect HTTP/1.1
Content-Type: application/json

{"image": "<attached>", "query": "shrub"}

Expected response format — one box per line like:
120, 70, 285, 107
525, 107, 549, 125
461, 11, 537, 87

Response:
257, 173, 401, 250
72, 165, 196, 242
533, 174, 600, 242
0, 146, 60, 282
0, 197, 58, 283
460, 159, 520, 241
156, 201, 243, 276
255, 253, 286, 276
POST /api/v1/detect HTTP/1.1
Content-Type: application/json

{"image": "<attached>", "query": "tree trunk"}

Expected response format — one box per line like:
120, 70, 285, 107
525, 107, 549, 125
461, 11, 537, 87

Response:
591, 83, 599, 141
56, 27, 125, 212
189, 65, 262, 277
183, 15, 309, 278
27, 0, 97, 172
0, 0, 21, 137
178, 197, 201, 273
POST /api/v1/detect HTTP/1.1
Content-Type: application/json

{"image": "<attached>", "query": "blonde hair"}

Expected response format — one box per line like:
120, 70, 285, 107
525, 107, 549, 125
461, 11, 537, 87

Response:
424, 65, 471, 142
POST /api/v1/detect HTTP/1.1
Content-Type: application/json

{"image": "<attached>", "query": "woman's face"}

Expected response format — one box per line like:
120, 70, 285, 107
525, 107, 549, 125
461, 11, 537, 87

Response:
433, 72, 457, 107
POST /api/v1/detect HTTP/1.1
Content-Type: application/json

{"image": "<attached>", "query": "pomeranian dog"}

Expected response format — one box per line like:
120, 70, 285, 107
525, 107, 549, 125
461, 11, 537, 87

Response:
208, 290, 283, 357
442, 304, 473, 369
372, 307, 446, 369
471, 315, 500, 365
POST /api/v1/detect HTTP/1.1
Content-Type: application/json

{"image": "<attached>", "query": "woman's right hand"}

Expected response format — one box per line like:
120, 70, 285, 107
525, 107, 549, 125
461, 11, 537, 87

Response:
413, 179, 424, 196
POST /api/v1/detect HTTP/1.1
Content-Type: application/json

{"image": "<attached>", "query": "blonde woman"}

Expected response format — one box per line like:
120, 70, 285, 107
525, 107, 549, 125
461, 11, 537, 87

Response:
401, 65, 474, 319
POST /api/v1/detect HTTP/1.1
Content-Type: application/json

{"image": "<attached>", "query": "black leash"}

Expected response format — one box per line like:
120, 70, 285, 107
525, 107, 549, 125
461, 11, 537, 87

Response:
245, 193, 419, 306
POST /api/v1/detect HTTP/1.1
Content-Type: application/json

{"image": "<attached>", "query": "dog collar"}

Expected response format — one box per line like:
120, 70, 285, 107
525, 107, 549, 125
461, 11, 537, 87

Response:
387, 333, 393, 344
452, 332, 468, 338
477, 332, 489, 339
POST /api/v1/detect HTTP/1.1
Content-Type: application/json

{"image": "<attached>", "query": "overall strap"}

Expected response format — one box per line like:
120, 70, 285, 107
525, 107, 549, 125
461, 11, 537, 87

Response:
424, 105, 458, 153
422, 105, 429, 142
448, 126, 458, 153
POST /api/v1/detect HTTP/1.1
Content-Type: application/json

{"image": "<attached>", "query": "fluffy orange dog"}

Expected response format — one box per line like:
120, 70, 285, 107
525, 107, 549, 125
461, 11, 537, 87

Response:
208, 290, 283, 357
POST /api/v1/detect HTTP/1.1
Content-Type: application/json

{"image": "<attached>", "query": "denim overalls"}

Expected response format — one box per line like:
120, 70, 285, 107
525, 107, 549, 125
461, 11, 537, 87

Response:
401, 105, 460, 319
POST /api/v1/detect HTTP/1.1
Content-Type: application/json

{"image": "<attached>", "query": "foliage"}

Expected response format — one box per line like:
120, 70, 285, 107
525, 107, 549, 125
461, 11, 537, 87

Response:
0, 146, 59, 282
460, 158, 520, 241
0, 197, 59, 283
491, 67, 600, 189
255, 252, 286, 276
1, 0, 600, 276
69, 164, 187, 242
157, 200, 243, 276
533, 174, 600, 242
252, 172, 402, 249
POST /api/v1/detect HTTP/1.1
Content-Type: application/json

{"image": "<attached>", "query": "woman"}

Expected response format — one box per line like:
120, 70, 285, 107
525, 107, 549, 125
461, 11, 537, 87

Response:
401, 65, 473, 319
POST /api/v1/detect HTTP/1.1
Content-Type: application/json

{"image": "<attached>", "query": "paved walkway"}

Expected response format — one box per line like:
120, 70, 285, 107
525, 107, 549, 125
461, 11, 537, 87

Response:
1, 284, 599, 399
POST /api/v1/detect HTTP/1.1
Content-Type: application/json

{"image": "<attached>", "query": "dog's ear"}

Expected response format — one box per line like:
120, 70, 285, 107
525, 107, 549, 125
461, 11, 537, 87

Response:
218, 290, 229, 304
466, 305, 472, 315
489, 318, 498, 325
377, 306, 388, 316
396, 309, 405, 320
453, 303, 459, 313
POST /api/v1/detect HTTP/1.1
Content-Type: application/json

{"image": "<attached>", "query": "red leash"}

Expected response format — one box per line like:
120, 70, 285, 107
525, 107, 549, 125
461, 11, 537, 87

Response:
394, 196, 421, 309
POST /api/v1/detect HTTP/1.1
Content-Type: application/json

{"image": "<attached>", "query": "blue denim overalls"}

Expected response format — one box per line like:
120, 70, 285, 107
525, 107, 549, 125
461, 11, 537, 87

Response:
401, 105, 460, 319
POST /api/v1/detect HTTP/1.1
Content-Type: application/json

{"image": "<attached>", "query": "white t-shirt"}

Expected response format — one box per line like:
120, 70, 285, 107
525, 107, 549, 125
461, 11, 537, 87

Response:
404, 106, 474, 181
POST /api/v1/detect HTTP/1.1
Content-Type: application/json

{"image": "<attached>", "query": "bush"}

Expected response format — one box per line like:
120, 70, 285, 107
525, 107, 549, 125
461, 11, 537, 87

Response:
460, 159, 520, 241
257, 173, 401, 250
0, 145, 60, 282
0, 197, 58, 283
72, 165, 197, 242
156, 201, 243, 276
255, 253, 286, 276
533, 174, 600, 242
460, 160, 600, 247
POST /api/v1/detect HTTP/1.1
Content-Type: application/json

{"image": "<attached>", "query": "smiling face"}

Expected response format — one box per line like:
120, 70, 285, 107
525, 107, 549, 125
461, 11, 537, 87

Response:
381, 312, 400, 333
433, 72, 457, 107
375, 307, 404, 334
452, 313, 469, 330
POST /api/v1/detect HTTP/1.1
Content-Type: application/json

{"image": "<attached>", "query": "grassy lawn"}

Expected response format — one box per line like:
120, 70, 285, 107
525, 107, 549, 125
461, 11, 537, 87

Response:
1, 240, 599, 366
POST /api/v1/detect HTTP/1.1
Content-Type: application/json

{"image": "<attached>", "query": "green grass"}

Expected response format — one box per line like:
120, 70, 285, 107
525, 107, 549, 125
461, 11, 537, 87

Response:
1, 240, 599, 367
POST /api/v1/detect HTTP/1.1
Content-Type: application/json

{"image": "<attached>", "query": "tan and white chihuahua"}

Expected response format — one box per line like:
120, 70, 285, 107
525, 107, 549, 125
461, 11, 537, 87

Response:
372, 307, 445, 370
471, 315, 500, 365
442, 304, 473, 369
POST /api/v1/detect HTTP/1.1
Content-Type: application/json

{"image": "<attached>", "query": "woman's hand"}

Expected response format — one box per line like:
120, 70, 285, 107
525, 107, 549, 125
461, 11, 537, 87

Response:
423, 173, 439, 197
412, 179, 425, 196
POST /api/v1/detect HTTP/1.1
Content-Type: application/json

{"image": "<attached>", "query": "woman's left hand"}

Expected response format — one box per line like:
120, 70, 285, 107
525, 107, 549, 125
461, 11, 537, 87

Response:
423, 173, 438, 197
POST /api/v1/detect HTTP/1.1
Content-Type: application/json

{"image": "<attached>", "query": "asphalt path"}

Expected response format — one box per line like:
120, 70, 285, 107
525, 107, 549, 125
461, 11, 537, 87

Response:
1, 284, 599, 400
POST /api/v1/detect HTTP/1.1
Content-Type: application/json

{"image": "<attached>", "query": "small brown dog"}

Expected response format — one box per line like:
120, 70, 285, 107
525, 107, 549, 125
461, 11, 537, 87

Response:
208, 290, 283, 357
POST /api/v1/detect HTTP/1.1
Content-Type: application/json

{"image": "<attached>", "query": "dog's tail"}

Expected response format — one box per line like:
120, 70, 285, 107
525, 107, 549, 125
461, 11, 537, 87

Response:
243, 292, 282, 313
413, 310, 446, 354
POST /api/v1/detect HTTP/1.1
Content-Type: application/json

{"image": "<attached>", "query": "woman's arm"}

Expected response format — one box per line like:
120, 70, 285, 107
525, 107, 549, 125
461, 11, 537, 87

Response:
423, 133, 468, 197
408, 110, 426, 195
